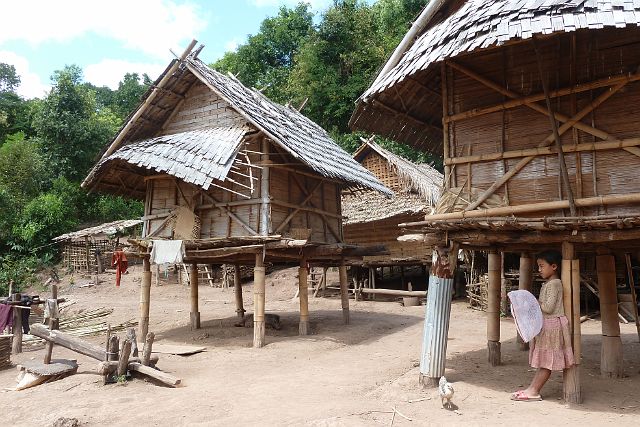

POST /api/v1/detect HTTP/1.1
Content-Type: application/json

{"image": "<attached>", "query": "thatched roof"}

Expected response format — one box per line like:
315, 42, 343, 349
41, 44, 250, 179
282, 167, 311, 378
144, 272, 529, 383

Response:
343, 140, 443, 224
83, 46, 390, 196
350, 0, 640, 153
53, 219, 142, 242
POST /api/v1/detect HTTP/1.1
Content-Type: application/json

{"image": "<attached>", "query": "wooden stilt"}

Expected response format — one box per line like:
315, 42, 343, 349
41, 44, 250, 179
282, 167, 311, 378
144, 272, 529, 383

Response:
596, 249, 623, 378
233, 264, 245, 318
624, 254, 640, 343
562, 242, 582, 404
139, 258, 151, 341
517, 253, 533, 351
487, 251, 501, 366
299, 257, 310, 335
44, 284, 59, 363
189, 263, 200, 329
339, 264, 350, 325
253, 253, 266, 348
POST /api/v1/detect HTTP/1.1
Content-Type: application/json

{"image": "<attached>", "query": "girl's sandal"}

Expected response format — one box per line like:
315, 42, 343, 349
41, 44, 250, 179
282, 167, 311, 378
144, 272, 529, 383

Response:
510, 390, 543, 401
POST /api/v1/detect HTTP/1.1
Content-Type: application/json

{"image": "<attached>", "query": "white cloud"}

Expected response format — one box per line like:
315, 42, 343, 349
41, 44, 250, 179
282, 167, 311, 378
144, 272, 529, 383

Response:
84, 60, 166, 90
0, 0, 208, 60
224, 38, 241, 52
250, 0, 331, 9
0, 51, 50, 99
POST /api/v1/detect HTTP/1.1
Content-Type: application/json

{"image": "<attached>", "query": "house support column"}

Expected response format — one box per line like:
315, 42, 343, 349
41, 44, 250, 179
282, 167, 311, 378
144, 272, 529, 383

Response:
419, 245, 455, 387
234, 264, 245, 319
253, 253, 266, 348
562, 242, 582, 404
487, 250, 501, 366
189, 263, 200, 329
518, 252, 533, 351
299, 258, 310, 335
339, 263, 350, 325
139, 258, 152, 341
596, 247, 623, 378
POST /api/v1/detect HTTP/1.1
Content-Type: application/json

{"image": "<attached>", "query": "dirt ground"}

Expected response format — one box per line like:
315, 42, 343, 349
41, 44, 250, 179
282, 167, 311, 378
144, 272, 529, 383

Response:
2, 264, 639, 426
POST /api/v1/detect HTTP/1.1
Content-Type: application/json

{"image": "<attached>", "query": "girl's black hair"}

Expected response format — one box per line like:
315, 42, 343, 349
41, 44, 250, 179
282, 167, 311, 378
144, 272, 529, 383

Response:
536, 250, 562, 275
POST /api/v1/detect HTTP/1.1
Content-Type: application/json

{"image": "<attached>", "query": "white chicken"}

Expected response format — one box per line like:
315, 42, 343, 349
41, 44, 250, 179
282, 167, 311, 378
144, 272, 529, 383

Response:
439, 376, 455, 409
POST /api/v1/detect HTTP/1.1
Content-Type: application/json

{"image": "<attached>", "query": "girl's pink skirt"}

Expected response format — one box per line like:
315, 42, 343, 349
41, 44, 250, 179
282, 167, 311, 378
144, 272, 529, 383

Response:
529, 316, 575, 371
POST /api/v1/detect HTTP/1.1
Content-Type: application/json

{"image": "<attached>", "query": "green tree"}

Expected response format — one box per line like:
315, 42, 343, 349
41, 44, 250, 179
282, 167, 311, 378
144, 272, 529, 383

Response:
33, 65, 119, 180
213, 3, 314, 103
0, 63, 35, 142
0, 132, 46, 208
0, 63, 20, 92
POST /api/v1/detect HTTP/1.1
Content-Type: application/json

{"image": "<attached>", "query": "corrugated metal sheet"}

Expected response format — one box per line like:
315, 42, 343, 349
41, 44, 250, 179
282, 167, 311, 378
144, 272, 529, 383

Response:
362, 0, 640, 102
186, 57, 392, 196
93, 126, 249, 191
419, 275, 454, 379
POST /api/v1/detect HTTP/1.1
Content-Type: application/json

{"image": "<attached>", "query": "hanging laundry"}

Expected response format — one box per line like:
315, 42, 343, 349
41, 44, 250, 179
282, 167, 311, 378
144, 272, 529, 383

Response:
112, 250, 128, 287
0, 304, 13, 333
150, 240, 185, 265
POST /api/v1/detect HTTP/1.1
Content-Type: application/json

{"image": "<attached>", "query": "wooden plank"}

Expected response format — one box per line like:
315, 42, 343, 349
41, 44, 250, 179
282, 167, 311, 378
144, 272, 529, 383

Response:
151, 343, 206, 355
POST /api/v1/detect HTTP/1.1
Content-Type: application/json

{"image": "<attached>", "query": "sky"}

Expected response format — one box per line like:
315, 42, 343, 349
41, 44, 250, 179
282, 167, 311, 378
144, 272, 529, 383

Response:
0, 0, 336, 99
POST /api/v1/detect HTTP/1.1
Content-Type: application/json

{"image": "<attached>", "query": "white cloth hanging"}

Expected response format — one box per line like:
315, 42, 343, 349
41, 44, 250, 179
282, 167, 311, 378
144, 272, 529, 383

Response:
507, 289, 544, 343
150, 240, 185, 265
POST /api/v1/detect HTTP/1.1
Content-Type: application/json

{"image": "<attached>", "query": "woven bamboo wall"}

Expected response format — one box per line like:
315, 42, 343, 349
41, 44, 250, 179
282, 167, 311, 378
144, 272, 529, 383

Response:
447, 27, 640, 218
160, 81, 246, 135
62, 239, 113, 272
361, 152, 401, 191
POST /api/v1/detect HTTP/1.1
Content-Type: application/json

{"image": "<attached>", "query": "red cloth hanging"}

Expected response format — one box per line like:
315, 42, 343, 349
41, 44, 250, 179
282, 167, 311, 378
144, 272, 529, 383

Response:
111, 251, 128, 287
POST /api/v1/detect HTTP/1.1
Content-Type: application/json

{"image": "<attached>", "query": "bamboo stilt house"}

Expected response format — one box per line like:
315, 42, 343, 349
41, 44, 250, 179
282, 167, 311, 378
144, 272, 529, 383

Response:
351, 0, 640, 402
342, 138, 442, 290
53, 219, 142, 273
82, 42, 391, 348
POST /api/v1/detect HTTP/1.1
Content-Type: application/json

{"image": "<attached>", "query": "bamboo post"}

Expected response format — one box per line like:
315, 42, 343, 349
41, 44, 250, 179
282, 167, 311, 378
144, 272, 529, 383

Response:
517, 253, 533, 351
11, 293, 22, 354
596, 248, 623, 378
189, 263, 200, 329
339, 263, 350, 325
117, 339, 132, 377
253, 253, 266, 348
139, 258, 152, 341
142, 332, 154, 366
487, 251, 501, 366
259, 137, 270, 235
234, 264, 245, 319
299, 258, 310, 335
624, 254, 640, 343
562, 242, 582, 404
44, 284, 59, 363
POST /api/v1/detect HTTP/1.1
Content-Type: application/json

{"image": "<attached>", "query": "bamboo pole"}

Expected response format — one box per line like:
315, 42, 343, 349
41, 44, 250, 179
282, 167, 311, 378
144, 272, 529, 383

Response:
487, 251, 501, 366
299, 258, 310, 335
624, 254, 640, 342
596, 249, 624, 378
339, 264, 350, 325
253, 253, 266, 348
259, 137, 270, 236
405, 192, 640, 225
445, 136, 640, 165
561, 242, 581, 404
517, 253, 533, 351
233, 264, 245, 319
533, 37, 577, 216
139, 258, 151, 341
571, 259, 581, 363
189, 263, 200, 330
360, 288, 426, 297
441, 62, 451, 188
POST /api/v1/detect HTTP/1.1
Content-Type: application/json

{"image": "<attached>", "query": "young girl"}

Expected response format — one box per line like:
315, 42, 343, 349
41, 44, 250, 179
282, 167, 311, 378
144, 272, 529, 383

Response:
511, 250, 575, 401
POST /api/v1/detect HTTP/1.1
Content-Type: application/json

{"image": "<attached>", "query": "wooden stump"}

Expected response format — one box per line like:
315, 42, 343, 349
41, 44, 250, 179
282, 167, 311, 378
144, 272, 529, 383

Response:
117, 339, 132, 377
44, 288, 59, 364
142, 332, 155, 366
339, 265, 350, 325
488, 340, 501, 366
126, 327, 138, 358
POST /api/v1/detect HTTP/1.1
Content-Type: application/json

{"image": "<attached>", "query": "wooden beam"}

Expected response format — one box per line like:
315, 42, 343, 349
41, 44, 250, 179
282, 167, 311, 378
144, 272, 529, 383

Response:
200, 192, 258, 236
274, 180, 324, 233
371, 99, 442, 133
